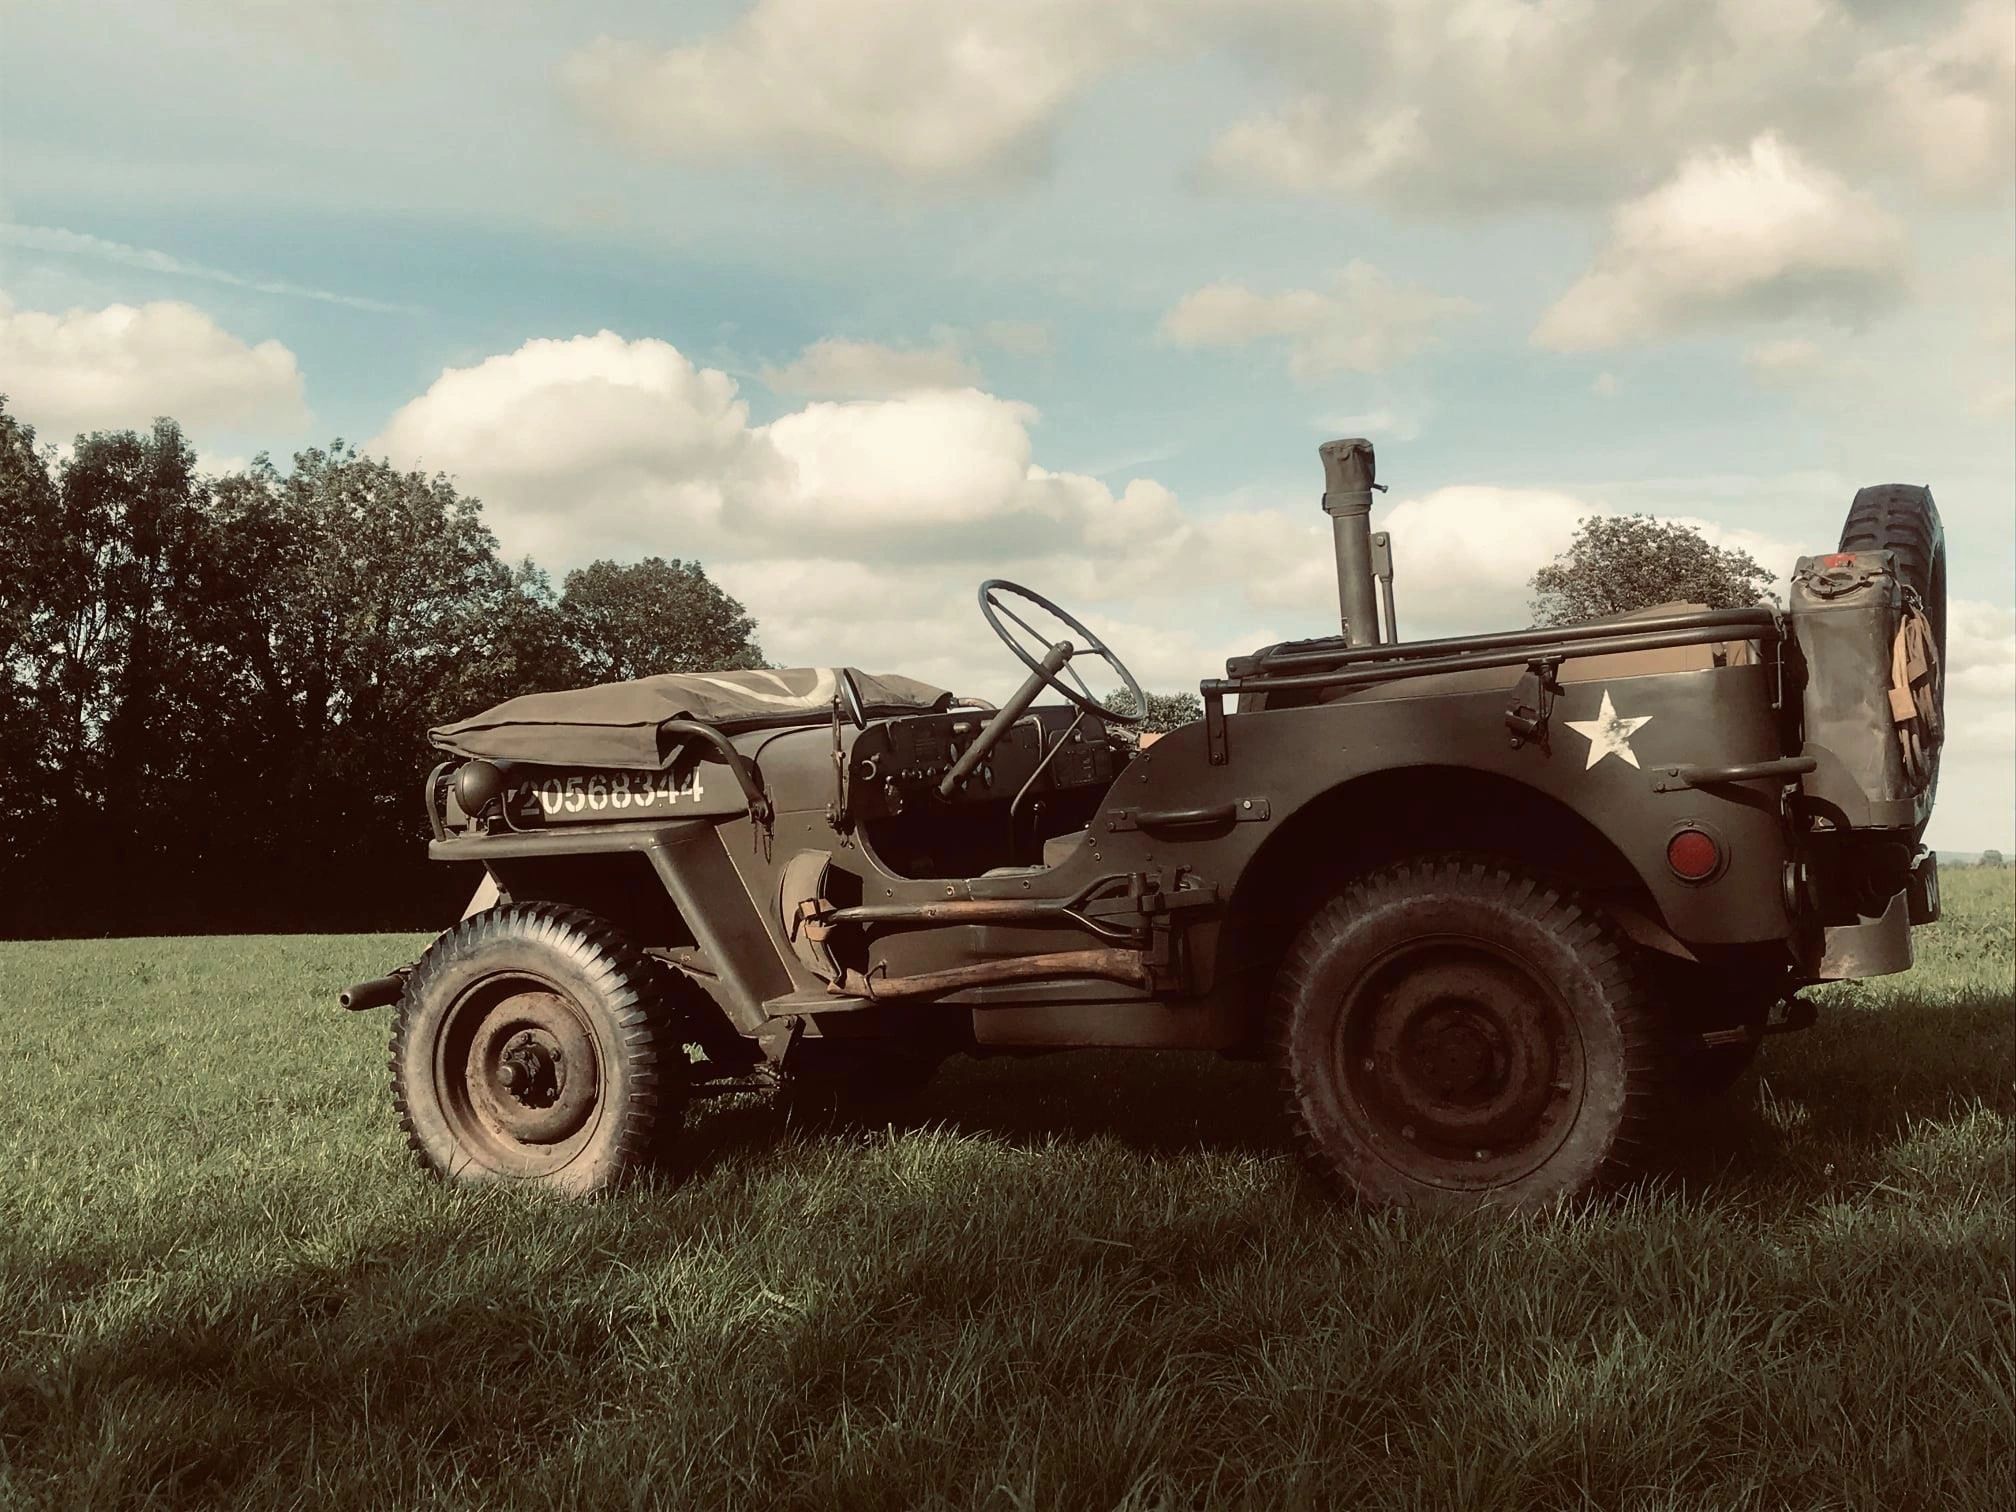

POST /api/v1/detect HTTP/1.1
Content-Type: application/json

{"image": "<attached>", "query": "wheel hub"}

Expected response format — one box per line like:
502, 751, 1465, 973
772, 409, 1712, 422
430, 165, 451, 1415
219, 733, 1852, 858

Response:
1403, 1006, 1499, 1100
497, 1034, 562, 1108
1341, 944, 1578, 1184
456, 989, 601, 1149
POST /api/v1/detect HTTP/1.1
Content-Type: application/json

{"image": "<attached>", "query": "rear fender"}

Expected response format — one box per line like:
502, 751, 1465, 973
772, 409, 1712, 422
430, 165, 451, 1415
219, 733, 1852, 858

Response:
1127, 664, 1796, 1002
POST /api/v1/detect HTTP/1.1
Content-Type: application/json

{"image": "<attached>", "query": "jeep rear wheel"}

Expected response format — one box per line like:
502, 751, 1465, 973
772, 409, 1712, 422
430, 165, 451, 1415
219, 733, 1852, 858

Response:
1272, 856, 1657, 1209
390, 904, 683, 1196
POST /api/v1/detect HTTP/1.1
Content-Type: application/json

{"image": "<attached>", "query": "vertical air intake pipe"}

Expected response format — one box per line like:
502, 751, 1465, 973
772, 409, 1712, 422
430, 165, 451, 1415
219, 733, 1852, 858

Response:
1320, 437, 1381, 647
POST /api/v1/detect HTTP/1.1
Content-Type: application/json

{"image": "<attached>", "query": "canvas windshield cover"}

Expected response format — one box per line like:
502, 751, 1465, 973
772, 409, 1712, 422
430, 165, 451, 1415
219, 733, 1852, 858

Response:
430, 667, 951, 769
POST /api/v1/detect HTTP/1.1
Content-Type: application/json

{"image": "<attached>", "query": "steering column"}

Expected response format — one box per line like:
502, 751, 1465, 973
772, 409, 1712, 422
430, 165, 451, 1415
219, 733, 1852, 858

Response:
938, 640, 1073, 799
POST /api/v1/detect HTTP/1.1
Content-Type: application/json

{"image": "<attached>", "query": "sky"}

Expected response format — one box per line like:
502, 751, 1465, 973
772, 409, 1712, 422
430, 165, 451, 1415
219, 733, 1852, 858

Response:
2, 0, 2012, 848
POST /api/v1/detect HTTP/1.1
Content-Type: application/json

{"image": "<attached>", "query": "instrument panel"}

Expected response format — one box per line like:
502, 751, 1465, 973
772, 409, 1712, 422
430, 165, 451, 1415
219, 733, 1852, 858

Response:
849, 705, 1122, 819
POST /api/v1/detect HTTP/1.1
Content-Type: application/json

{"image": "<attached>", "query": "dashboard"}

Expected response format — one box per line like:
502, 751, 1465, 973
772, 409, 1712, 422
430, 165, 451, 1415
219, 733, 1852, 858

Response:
848, 704, 1125, 821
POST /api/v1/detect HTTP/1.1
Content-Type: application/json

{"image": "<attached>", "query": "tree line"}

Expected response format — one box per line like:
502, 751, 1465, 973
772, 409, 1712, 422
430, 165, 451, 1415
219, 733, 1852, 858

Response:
0, 401, 765, 935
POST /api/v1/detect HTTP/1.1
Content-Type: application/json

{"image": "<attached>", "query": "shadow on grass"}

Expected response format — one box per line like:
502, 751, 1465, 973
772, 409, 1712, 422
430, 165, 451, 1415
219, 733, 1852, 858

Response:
9, 1115, 2009, 1512
663, 1048, 1288, 1187
667, 993, 2013, 1202
1651, 992, 2013, 1190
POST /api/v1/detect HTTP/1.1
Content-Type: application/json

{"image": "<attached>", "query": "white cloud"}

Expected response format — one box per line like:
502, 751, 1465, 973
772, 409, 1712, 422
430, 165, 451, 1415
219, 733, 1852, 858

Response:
0, 294, 306, 440
557, 3, 2012, 209
561, 0, 1169, 186
1533, 135, 1909, 352
762, 337, 981, 398
1161, 262, 1474, 380
1933, 597, 2016, 848
371, 331, 1165, 573
373, 332, 773, 568
1845, 2, 2016, 200
1946, 599, 2016, 755
1204, 1, 2013, 211
1377, 488, 1595, 631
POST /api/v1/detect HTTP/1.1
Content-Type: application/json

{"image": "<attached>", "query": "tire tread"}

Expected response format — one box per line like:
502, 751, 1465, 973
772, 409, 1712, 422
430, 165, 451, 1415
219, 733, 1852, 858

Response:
388, 902, 684, 1191
1269, 853, 1658, 1207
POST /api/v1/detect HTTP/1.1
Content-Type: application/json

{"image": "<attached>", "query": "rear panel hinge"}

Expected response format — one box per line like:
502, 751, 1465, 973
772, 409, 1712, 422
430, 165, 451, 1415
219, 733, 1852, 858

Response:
1505, 656, 1563, 752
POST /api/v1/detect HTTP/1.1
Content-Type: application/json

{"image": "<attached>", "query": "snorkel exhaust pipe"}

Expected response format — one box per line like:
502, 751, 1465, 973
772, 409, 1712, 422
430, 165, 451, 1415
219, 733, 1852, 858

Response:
1321, 437, 1383, 647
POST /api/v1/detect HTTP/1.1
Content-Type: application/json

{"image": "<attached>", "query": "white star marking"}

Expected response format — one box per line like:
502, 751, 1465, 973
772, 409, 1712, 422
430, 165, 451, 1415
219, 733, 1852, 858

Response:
1565, 689, 1653, 770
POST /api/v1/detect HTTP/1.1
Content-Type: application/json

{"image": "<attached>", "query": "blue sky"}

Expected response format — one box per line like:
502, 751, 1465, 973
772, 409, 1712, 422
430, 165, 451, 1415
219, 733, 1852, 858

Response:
3, 0, 2011, 846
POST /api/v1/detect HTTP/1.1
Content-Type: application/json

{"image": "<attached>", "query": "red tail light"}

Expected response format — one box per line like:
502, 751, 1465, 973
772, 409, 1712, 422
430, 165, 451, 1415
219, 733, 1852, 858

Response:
1667, 828, 1721, 881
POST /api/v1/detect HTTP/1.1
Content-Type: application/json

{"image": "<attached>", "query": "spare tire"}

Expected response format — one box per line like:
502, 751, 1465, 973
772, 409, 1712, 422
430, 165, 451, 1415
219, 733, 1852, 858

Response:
1839, 484, 1946, 835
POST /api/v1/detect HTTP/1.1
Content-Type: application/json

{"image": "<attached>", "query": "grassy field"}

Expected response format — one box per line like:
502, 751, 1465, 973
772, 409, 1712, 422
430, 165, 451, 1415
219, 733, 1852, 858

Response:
2, 872, 2010, 1510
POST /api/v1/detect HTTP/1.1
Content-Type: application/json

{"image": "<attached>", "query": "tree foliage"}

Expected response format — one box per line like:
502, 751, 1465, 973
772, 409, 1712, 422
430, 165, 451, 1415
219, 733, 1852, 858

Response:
0, 399, 765, 934
1104, 687, 1204, 741
560, 557, 766, 683
1530, 515, 1777, 627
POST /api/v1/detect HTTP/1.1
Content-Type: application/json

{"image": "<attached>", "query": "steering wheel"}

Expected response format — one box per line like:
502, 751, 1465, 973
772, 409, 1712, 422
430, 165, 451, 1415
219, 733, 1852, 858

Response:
978, 580, 1147, 726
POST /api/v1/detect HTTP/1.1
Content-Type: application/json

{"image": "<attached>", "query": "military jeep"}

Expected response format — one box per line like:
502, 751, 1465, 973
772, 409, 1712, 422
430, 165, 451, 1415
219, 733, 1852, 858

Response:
342, 439, 1946, 1208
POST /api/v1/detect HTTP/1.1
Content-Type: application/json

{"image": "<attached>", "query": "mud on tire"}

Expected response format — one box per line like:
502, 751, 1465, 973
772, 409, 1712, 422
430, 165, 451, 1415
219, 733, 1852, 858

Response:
390, 903, 684, 1196
1271, 855, 1658, 1209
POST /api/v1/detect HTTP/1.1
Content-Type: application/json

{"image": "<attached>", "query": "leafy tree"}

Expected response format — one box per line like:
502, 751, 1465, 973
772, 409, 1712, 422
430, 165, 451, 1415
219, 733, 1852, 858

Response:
0, 406, 776, 933
1982, 850, 2006, 869
0, 401, 63, 870
182, 445, 565, 922
1530, 515, 1777, 626
0, 399, 59, 669
33, 421, 209, 798
1104, 687, 1204, 742
559, 557, 765, 682
56, 424, 218, 883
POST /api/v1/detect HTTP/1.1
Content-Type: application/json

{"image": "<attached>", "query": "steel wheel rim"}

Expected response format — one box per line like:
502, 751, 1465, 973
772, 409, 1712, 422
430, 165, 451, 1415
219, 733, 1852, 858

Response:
1333, 933, 1584, 1190
434, 972, 606, 1177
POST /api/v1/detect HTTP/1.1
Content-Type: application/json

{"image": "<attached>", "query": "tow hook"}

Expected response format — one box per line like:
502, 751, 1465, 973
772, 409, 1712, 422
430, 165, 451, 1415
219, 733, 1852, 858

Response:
338, 972, 409, 1011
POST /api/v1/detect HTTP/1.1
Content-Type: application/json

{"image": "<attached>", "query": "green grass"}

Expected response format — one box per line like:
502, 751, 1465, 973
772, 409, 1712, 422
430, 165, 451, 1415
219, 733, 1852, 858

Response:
2, 872, 2010, 1510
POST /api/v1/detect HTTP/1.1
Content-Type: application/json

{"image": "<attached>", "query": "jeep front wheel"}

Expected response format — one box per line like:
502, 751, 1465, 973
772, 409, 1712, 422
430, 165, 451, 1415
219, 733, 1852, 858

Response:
1272, 856, 1657, 1208
390, 903, 683, 1196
